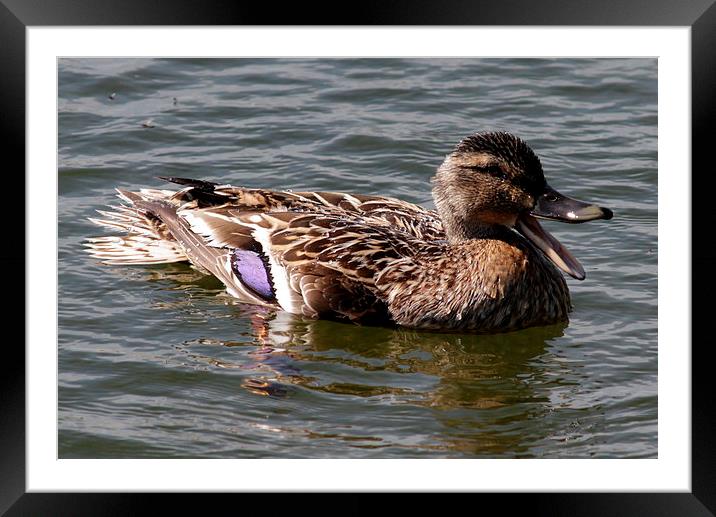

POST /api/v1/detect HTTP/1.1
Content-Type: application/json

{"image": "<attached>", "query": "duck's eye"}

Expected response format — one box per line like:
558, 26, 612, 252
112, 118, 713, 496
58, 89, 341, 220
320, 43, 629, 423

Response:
484, 165, 507, 180
464, 163, 507, 179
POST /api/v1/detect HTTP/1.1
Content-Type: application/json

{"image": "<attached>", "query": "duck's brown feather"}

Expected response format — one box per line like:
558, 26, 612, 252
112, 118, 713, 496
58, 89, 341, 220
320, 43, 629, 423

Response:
87, 177, 572, 331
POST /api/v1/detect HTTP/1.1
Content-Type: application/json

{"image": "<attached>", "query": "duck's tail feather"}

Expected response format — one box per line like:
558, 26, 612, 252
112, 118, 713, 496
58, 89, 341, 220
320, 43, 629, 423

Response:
84, 234, 188, 265
85, 189, 189, 265
157, 176, 217, 190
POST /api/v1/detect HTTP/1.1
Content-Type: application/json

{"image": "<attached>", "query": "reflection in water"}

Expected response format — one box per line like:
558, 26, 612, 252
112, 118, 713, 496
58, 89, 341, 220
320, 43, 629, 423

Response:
279, 316, 564, 403
170, 286, 571, 455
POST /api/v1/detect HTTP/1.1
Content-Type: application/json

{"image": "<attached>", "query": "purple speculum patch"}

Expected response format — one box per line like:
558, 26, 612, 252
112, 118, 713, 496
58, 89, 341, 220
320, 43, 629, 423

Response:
231, 249, 275, 300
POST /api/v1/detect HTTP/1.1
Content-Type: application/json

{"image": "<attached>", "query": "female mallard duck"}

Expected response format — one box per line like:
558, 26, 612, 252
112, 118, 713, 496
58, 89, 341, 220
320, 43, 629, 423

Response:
86, 131, 612, 332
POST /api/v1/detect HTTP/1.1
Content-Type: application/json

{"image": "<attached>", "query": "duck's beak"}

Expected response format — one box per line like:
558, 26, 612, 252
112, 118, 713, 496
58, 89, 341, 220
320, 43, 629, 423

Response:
515, 184, 613, 280
531, 185, 613, 224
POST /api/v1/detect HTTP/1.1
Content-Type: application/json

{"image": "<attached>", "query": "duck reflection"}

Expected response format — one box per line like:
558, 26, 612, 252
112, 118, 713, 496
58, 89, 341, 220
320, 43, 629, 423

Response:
277, 315, 565, 408
177, 300, 566, 409
267, 316, 569, 457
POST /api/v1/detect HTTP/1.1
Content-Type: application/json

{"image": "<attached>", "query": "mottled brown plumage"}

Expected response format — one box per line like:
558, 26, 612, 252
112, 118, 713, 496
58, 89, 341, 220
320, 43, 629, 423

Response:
376, 231, 569, 330
86, 131, 612, 333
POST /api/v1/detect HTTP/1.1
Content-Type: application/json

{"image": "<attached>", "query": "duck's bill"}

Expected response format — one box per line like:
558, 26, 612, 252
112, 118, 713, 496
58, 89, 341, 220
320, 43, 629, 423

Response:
516, 214, 586, 280
516, 185, 613, 280
531, 185, 613, 224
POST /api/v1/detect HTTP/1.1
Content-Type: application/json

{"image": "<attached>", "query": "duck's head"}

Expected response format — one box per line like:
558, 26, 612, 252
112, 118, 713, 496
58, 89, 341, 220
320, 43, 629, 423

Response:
432, 131, 613, 280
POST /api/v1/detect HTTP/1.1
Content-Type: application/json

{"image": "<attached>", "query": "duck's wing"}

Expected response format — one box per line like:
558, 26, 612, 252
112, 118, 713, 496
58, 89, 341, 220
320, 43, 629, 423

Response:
179, 204, 433, 322
162, 177, 446, 241
86, 188, 281, 308
88, 178, 444, 322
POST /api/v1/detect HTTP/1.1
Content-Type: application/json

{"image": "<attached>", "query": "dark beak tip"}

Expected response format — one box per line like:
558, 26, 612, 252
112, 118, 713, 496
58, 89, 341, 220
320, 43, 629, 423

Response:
601, 207, 614, 220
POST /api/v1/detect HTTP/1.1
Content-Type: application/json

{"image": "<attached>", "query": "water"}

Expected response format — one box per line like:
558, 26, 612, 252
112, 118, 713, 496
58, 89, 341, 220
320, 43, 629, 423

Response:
58, 58, 657, 458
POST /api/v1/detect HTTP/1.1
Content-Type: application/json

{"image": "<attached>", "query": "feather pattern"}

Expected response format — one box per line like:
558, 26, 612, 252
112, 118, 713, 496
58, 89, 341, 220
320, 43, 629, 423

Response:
86, 132, 611, 332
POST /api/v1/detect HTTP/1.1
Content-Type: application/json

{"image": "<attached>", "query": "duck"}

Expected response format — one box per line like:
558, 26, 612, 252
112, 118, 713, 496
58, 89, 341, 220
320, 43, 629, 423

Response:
86, 131, 613, 333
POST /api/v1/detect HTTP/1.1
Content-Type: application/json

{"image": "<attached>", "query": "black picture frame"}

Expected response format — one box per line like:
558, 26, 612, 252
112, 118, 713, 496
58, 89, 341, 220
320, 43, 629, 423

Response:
2, 0, 713, 514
